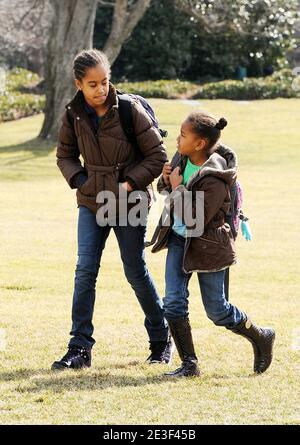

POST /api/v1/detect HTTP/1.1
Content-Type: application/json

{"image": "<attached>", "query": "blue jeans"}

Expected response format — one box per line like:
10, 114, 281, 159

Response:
163, 231, 243, 328
69, 205, 168, 349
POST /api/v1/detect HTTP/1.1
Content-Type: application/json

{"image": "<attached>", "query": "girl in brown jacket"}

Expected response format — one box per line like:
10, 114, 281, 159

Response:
52, 49, 173, 370
152, 111, 275, 377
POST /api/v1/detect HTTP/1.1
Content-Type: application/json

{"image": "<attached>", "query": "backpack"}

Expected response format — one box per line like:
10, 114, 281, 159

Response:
226, 180, 249, 240
117, 91, 168, 157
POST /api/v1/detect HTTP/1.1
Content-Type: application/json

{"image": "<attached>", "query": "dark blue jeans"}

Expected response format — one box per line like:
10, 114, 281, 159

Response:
164, 231, 243, 328
69, 205, 168, 349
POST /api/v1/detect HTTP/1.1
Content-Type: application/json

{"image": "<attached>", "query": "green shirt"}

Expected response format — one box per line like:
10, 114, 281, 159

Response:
172, 158, 202, 238
183, 158, 202, 185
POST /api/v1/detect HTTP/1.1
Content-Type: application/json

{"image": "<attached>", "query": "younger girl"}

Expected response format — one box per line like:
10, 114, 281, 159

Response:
152, 111, 275, 377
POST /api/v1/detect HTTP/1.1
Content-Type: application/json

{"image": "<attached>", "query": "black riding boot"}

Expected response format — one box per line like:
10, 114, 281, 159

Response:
229, 314, 275, 374
164, 317, 200, 378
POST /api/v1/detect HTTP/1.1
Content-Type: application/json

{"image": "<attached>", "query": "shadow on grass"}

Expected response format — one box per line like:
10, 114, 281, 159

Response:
0, 137, 55, 166
0, 365, 257, 395
0, 368, 51, 381
0, 361, 152, 382
6, 369, 169, 394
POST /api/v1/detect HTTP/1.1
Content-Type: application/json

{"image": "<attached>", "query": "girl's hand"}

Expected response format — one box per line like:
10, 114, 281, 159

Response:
162, 162, 172, 185
169, 167, 183, 190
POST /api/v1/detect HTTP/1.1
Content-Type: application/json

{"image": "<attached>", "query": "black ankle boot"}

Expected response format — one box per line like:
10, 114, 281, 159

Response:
230, 314, 275, 374
51, 346, 91, 370
164, 317, 201, 378
146, 334, 175, 364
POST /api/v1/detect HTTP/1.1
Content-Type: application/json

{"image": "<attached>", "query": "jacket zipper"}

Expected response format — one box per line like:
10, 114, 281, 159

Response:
68, 108, 100, 152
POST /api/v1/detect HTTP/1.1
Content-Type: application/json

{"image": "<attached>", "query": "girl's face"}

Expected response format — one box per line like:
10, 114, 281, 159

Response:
75, 64, 110, 108
176, 120, 206, 156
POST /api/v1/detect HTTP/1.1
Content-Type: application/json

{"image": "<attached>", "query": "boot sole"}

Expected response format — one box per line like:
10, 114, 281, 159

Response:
51, 362, 91, 371
51, 363, 69, 371
164, 371, 201, 378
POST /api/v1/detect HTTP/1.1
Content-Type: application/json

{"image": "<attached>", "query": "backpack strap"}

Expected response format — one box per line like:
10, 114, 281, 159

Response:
144, 215, 164, 248
117, 92, 140, 155
225, 182, 238, 240
144, 206, 171, 248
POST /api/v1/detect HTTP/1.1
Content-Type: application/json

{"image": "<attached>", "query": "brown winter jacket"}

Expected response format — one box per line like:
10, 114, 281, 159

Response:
150, 144, 238, 273
56, 83, 168, 215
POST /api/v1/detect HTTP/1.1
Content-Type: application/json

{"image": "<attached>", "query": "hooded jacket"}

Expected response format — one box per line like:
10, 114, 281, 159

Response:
151, 144, 237, 273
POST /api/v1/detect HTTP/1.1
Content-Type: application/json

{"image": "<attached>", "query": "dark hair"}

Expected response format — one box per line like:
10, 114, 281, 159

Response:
73, 49, 111, 81
186, 111, 228, 152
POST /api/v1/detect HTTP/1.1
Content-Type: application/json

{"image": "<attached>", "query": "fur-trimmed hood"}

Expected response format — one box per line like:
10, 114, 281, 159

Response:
216, 143, 238, 170
164, 142, 238, 192
185, 151, 237, 189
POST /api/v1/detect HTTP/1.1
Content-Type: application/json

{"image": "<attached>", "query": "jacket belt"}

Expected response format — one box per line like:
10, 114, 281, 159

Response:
85, 160, 131, 173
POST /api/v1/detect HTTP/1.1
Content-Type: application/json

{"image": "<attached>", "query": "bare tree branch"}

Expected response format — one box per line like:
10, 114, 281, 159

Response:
103, 0, 151, 64
175, 0, 226, 33
98, 0, 116, 6
0, 0, 52, 74
17, 0, 43, 27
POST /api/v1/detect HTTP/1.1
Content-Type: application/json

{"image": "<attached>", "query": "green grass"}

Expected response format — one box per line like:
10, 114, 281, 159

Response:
0, 99, 300, 425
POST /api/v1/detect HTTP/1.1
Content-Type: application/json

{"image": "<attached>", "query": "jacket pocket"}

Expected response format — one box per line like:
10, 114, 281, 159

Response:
215, 224, 232, 244
197, 236, 221, 255
79, 170, 96, 196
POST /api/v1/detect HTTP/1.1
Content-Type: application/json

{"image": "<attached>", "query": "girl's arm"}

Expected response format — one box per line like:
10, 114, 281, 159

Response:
157, 167, 171, 194
124, 101, 168, 190
56, 111, 86, 189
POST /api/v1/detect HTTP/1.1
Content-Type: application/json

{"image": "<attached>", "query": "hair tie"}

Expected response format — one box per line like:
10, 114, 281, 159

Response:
215, 118, 228, 130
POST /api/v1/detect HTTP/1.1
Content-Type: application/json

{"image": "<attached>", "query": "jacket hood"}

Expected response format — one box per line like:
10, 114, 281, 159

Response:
185, 151, 237, 188
215, 142, 238, 169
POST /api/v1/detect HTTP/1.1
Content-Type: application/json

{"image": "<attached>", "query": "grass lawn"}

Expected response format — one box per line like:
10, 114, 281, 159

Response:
0, 99, 299, 425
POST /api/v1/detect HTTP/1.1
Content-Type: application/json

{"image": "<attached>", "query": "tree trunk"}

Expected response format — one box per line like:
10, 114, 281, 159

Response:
103, 0, 151, 65
39, 0, 97, 140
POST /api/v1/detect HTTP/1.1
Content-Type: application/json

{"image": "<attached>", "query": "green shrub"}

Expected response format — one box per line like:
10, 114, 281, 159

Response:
116, 79, 199, 99
193, 69, 300, 100
0, 92, 45, 122
0, 67, 299, 123
5, 67, 41, 93
0, 68, 45, 122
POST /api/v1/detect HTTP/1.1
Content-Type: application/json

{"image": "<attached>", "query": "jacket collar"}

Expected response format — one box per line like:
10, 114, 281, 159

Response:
65, 81, 119, 117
